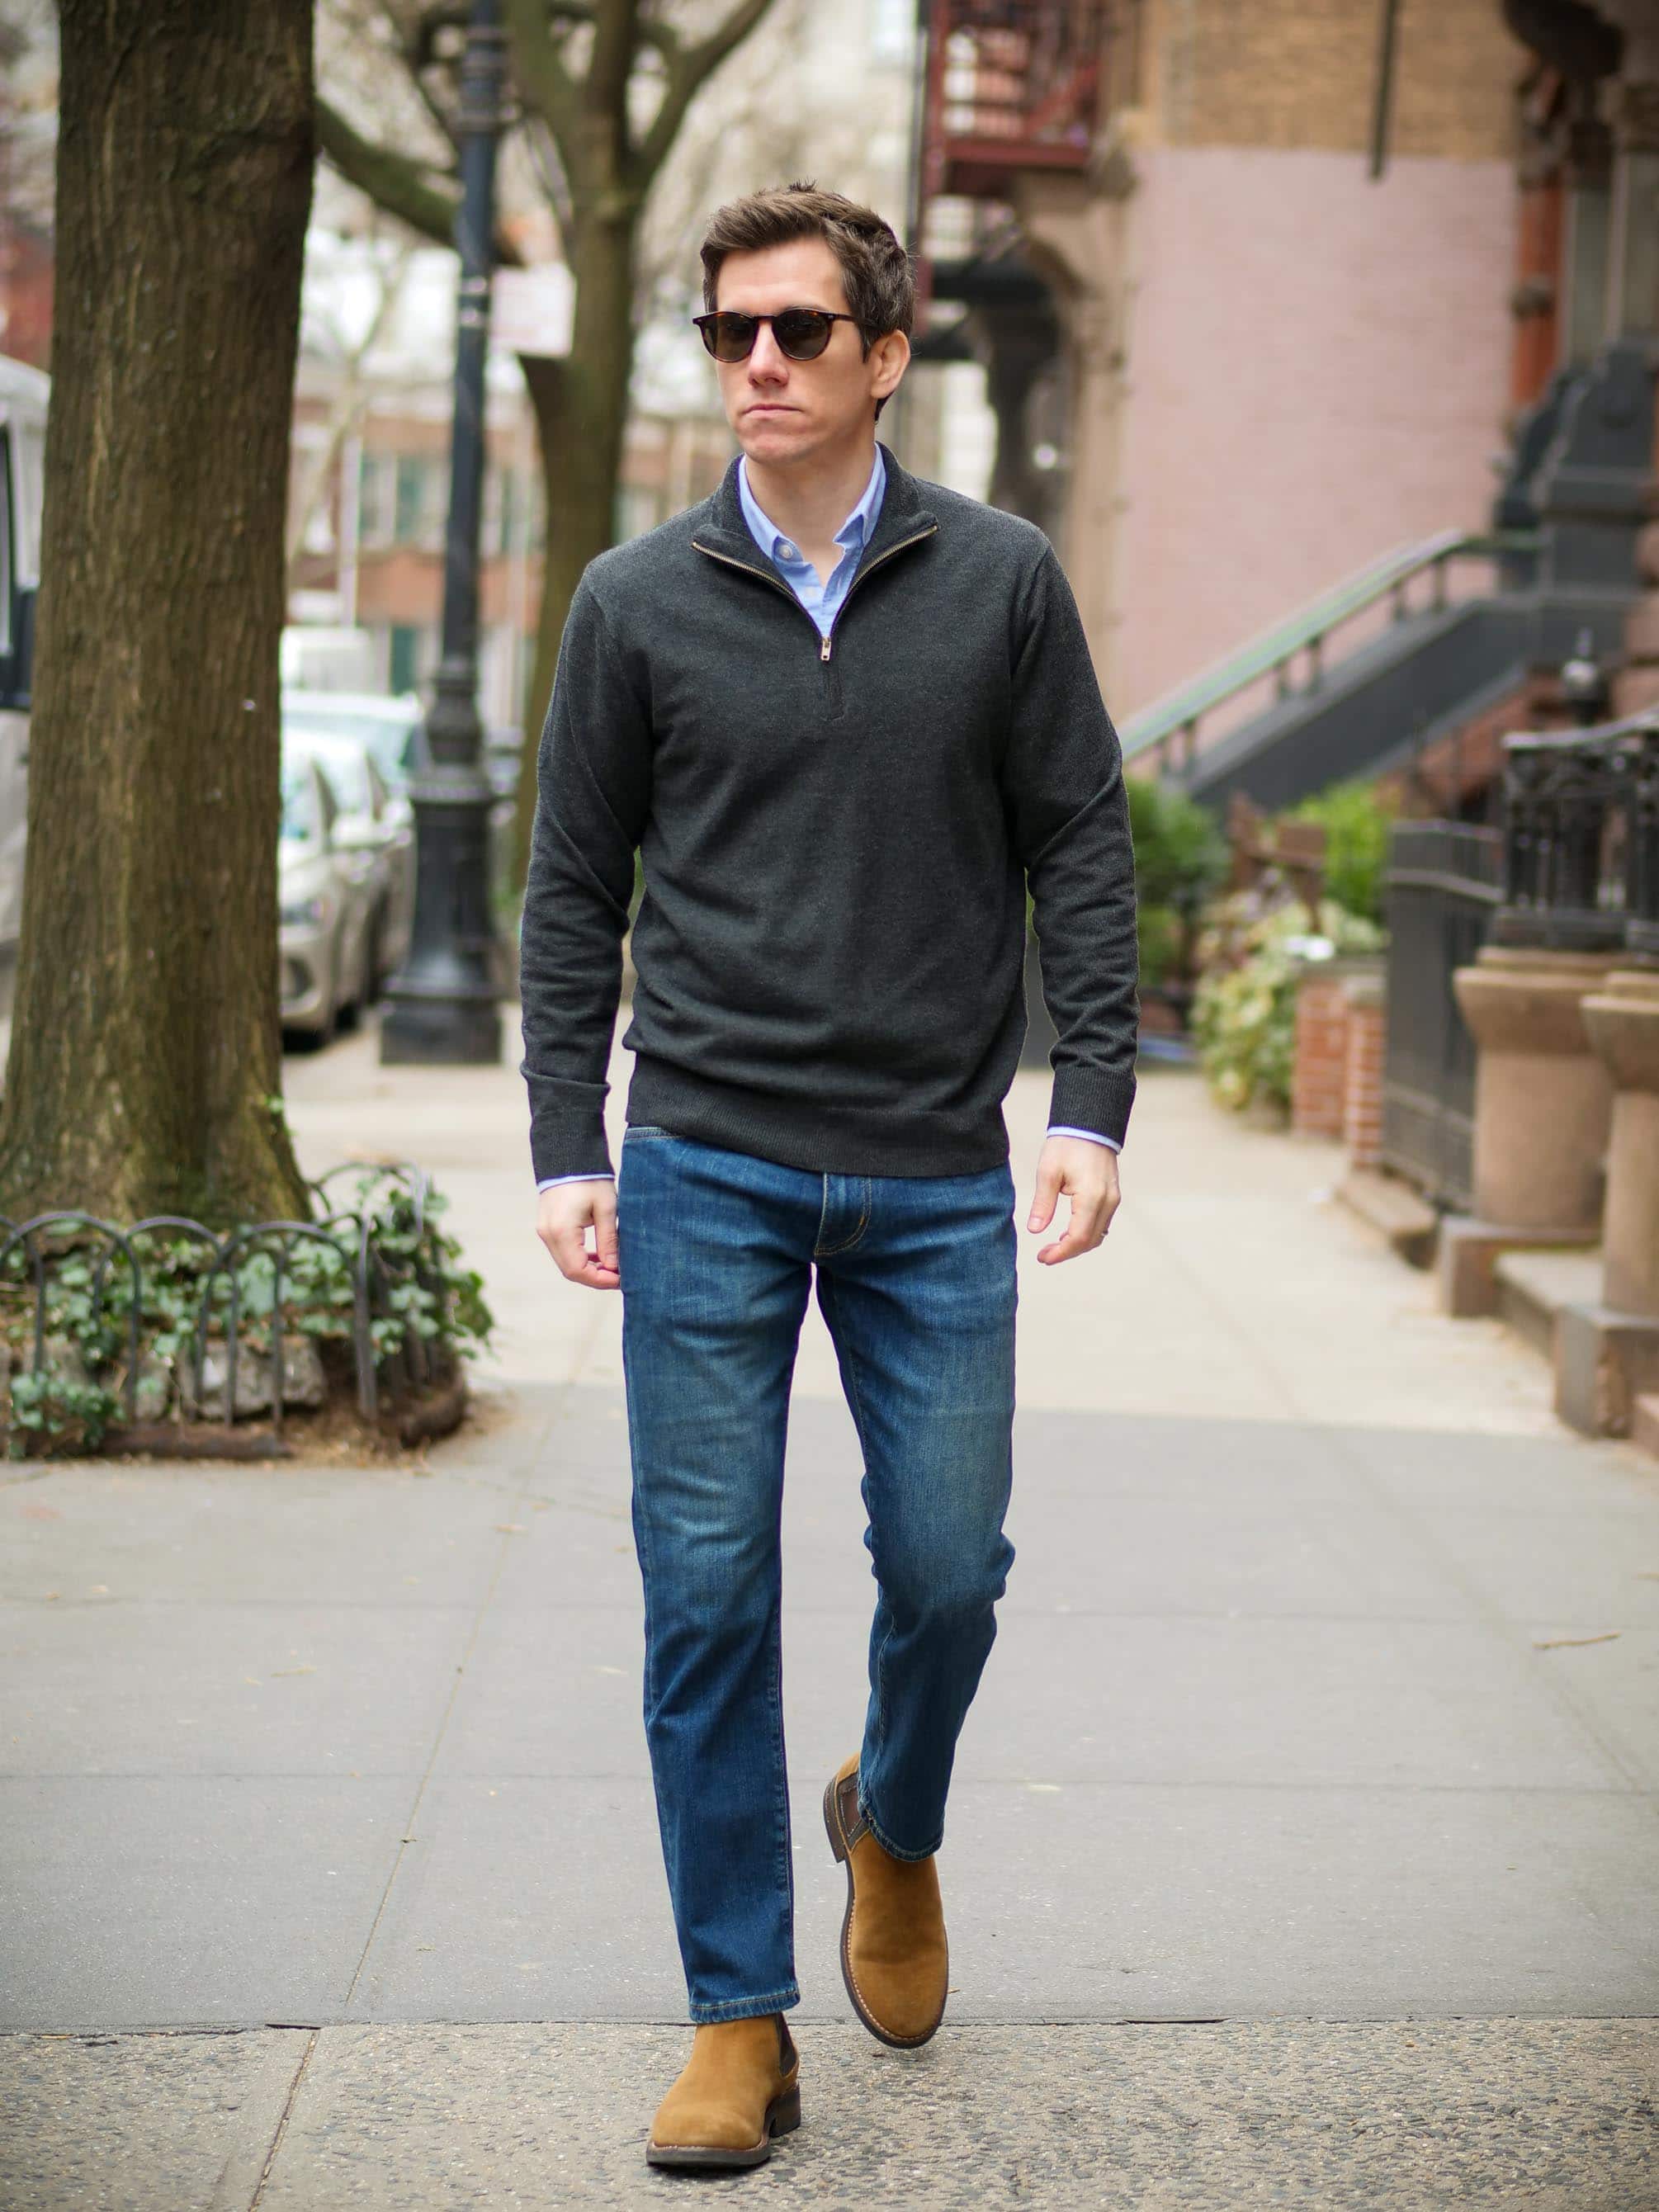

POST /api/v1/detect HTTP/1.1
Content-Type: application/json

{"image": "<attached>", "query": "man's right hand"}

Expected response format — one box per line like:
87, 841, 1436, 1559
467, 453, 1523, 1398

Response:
536, 1179, 621, 1292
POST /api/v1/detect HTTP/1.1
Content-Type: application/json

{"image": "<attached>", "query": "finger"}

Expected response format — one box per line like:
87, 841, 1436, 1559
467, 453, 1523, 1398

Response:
547, 1218, 616, 1289
591, 1185, 620, 1279
1027, 1163, 1061, 1231
1037, 1195, 1110, 1265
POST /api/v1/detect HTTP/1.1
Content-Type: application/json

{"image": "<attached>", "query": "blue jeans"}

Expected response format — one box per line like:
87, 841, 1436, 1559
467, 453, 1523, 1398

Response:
616, 1124, 1019, 2024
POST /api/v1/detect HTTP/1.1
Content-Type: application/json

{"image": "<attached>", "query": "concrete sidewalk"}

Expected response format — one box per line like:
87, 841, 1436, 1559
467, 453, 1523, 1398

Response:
2, 1019, 1657, 2206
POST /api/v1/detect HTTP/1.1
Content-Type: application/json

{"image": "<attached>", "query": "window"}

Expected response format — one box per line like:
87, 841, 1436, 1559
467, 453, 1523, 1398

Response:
357, 450, 395, 549
394, 456, 430, 547
388, 623, 422, 696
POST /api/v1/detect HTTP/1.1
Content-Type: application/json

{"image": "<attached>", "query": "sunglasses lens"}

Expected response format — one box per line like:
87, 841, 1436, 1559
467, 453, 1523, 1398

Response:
701, 314, 758, 362
773, 310, 834, 360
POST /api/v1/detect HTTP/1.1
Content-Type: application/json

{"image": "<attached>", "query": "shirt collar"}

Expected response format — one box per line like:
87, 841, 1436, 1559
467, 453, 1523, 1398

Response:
736, 445, 886, 565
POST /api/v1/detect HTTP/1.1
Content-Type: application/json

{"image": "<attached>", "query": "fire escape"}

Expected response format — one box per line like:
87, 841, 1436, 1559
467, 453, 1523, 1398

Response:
910, 2, 1112, 533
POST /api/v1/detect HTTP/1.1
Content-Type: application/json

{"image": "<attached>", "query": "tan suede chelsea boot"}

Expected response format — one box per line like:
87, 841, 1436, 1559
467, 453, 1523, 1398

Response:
645, 2012, 801, 2171
823, 1750, 949, 2048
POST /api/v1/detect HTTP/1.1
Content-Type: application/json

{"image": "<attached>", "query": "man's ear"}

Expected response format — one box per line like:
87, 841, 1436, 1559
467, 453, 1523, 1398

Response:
871, 328, 910, 402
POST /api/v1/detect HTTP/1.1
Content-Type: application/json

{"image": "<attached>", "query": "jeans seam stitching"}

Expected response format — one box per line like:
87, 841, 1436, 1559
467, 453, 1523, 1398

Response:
819, 1270, 894, 1761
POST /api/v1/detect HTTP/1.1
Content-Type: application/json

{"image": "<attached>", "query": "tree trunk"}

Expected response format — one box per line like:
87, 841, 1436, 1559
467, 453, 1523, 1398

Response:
0, 0, 315, 1227
513, 207, 639, 894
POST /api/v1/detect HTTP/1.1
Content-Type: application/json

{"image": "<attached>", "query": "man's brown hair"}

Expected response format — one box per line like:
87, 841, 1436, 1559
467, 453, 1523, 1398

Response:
699, 182, 914, 418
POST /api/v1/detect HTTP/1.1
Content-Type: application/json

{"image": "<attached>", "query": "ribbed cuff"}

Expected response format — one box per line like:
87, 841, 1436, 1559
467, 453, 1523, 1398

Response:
522, 1067, 613, 1184
1047, 1066, 1135, 1151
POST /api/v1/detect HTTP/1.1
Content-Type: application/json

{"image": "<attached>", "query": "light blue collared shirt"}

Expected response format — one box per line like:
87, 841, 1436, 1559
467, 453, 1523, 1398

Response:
536, 449, 1119, 1186
735, 446, 886, 640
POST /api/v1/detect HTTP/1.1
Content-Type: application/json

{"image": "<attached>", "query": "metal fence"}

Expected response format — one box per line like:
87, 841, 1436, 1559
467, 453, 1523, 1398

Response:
1379, 711, 1659, 1210
1380, 820, 1503, 1208
0, 1163, 453, 1449
1493, 711, 1659, 958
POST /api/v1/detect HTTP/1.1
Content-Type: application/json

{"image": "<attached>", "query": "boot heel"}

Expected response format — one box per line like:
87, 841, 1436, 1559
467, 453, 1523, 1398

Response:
768, 2082, 801, 2138
822, 1777, 848, 1863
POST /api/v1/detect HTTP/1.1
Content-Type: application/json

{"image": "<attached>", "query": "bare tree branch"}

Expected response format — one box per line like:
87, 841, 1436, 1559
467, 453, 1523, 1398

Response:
398, 0, 468, 153
286, 244, 414, 582
502, 0, 584, 187
631, 0, 776, 187
316, 95, 525, 263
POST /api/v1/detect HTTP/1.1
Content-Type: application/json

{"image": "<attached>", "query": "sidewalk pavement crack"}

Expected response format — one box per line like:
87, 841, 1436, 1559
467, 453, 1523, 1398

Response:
242, 2026, 317, 2212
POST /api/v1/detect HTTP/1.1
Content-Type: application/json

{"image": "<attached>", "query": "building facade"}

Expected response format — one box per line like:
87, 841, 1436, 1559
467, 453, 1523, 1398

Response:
916, 1, 1531, 720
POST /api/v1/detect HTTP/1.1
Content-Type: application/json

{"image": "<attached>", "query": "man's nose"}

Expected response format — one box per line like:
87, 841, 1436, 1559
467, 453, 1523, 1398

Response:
747, 324, 789, 380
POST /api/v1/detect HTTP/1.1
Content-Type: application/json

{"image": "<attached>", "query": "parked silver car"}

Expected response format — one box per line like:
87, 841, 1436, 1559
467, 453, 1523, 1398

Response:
0, 355, 46, 972
281, 690, 425, 809
281, 723, 413, 990
282, 688, 520, 905
278, 752, 378, 1046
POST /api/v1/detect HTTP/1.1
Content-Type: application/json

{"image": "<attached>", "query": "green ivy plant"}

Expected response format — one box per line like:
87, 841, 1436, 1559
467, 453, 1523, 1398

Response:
0, 1171, 493, 1458
1190, 895, 1384, 1115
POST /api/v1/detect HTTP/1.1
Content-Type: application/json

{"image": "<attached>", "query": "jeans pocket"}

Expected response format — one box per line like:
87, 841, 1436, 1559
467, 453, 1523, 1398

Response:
624, 1124, 674, 1141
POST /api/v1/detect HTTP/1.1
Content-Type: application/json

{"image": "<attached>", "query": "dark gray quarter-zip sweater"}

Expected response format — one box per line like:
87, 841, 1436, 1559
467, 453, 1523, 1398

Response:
519, 442, 1139, 1183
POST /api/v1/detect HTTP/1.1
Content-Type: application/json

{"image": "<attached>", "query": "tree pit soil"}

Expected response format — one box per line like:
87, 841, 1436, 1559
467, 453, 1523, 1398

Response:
81, 1373, 470, 1469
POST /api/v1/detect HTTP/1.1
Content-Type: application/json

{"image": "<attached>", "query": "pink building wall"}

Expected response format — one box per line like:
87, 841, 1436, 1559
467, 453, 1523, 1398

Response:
1110, 144, 1517, 723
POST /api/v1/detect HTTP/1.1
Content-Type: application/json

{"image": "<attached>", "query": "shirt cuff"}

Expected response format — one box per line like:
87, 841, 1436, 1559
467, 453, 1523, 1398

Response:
536, 1172, 617, 1189
1046, 1125, 1123, 1152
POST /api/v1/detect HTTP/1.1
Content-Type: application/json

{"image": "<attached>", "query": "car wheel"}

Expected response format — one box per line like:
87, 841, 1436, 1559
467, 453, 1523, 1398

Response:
304, 938, 342, 1051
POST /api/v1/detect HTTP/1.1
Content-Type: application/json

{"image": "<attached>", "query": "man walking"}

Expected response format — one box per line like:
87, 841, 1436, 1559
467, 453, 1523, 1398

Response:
520, 184, 1138, 2171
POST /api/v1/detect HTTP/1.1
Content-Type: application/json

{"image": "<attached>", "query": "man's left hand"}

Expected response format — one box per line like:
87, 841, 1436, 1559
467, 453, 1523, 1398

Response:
1026, 1136, 1121, 1265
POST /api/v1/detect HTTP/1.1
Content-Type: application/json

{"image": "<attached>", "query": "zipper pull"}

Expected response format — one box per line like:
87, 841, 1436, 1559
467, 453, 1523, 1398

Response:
820, 634, 832, 663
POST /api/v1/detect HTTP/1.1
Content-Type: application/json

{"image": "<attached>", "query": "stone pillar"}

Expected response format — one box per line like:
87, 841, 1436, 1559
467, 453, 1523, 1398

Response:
1606, 75, 1659, 339
1562, 106, 1614, 367
1438, 947, 1617, 1315
1016, 151, 1137, 700
1583, 969, 1659, 1314
1556, 967, 1659, 1434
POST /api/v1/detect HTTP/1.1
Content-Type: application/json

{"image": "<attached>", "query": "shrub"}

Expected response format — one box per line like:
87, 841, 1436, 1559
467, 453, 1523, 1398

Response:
1126, 775, 1227, 919
1190, 895, 1384, 1115
1284, 779, 1397, 924
1123, 775, 1227, 997
1136, 903, 1184, 993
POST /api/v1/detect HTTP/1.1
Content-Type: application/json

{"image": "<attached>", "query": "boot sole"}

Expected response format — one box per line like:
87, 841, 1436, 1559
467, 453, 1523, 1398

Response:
645, 2081, 801, 2170
821, 1773, 948, 2051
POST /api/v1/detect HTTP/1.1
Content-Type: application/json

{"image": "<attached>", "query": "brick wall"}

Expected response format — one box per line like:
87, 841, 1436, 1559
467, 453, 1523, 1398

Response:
1110, 143, 1516, 720
1342, 976, 1387, 1170
1293, 962, 1388, 1161
1293, 970, 1350, 1139
1152, 0, 1524, 161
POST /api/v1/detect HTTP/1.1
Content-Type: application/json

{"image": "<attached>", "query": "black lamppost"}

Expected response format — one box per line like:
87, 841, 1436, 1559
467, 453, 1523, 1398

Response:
380, 0, 506, 1065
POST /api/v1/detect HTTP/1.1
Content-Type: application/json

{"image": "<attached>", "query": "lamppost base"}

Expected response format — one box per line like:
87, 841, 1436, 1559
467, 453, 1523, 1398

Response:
380, 992, 503, 1066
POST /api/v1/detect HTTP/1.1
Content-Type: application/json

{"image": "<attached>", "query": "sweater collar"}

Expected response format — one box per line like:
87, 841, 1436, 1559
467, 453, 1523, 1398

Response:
694, 439, 936, 586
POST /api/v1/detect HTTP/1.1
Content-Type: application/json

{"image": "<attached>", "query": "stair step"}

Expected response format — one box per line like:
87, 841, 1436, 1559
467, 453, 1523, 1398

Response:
1337, 1168, 1437, 1269
1492, 1248, 1604, 1363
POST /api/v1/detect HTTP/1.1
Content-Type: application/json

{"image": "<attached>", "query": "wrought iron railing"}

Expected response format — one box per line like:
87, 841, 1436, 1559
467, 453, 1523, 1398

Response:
1380, 820, 1504, 1209
1491, 709, 1659, 956
0, 1163, 464, 1453
1120, 530, 1540, 779
929, 0, 1105, 162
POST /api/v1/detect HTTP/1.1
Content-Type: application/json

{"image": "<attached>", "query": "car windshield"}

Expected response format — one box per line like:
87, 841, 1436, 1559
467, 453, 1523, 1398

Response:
280, 761, 319, 844
287, 733, 371, 816
283, 703, 421, 785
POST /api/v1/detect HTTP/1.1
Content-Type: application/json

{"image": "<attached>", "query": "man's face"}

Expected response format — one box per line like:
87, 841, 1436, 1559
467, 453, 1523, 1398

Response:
711, 237, 908, 467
